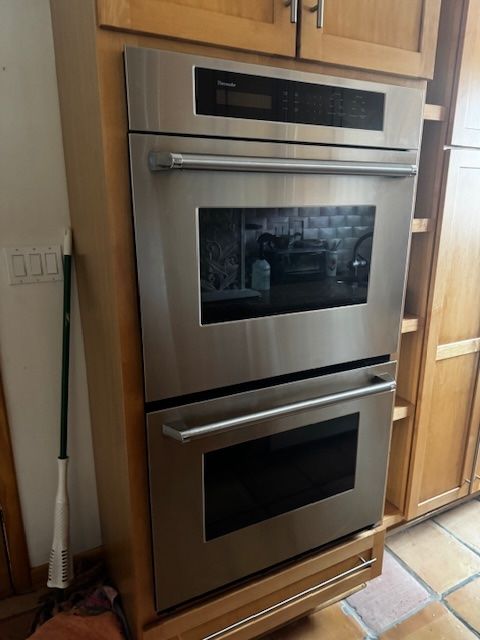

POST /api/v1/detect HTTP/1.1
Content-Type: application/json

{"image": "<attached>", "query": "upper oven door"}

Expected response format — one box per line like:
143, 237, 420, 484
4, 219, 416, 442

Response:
129, 134, 417, 402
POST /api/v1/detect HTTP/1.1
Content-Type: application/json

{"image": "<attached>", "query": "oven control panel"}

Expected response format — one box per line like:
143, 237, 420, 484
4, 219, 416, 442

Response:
195, 67, 385, 131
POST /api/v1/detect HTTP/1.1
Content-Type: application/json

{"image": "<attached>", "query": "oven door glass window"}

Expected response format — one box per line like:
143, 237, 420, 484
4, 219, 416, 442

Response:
199, 206, 375, 324
204, 413, 359, 540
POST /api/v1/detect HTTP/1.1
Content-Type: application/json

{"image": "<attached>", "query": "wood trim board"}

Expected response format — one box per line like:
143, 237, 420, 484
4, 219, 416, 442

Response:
436, 338, 480, 361
0, 370, 31, 594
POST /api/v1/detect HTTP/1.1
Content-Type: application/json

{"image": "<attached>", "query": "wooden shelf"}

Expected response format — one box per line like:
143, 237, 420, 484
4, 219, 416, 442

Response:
412, 218, 433, 233
393, 396, 413, 422
424, 103, 446, 121
383, 501, 404, 528
401, 313, 421, 334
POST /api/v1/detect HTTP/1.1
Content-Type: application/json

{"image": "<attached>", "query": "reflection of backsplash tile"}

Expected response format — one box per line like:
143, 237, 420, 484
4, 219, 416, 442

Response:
354, 226, 370, 237
318, 228, 337, 240
215, 205, 375, 282
336, 227, 353, 238
303, 228, 319, 240
253, 205, 375, 271
309, 217, 330, 228
343, 237, 358, 250
347, 215, 362, 226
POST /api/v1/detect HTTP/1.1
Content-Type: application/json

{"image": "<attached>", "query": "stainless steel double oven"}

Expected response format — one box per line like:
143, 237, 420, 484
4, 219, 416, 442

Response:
125, 48, 424, 611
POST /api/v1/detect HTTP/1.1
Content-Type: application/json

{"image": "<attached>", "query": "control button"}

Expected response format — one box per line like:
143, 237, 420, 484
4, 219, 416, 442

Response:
12, 254, 27, 277
29, 253, 43, 276
45, 252, 59, 275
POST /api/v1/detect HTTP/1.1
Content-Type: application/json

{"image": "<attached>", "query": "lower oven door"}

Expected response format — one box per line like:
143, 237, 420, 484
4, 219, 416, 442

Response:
130, 134, 416, 402
147, 361, 395, 611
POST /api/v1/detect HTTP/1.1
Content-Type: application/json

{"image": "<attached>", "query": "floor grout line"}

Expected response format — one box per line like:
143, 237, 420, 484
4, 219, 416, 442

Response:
383, 545, 444, 600
441, 571, 480, 598
382, 511, 480, 637
341, 598, 378, 639
443, 598, 480, 639
369, 599, 434, 636
342, 548, 437, 637
340, 502, 480, 639
433, 516, 480, 558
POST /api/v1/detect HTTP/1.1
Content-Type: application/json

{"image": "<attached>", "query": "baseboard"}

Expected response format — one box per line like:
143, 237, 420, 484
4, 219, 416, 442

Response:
30, 546, 104, 590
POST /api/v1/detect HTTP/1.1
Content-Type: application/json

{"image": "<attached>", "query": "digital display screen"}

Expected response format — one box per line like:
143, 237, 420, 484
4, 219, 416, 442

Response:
216, 89, 272, 110
195, 67, 385, 131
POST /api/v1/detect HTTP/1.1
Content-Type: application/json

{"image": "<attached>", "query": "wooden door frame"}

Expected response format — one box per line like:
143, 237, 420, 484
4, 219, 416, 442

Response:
0, 369, 31, 593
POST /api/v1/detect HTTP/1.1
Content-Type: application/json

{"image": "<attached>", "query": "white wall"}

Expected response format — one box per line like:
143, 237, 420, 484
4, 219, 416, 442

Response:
0, 0, 101, 567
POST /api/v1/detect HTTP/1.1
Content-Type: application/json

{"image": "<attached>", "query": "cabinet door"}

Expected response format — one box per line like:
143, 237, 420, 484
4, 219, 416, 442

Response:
407, 150, 480, 518
449, 0, 480, 148
96, 0, 296, 57
299, 0, 440, 78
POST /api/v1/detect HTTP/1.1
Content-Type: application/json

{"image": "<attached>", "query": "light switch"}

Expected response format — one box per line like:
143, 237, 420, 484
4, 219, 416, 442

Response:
4, 245, 63, 284
45, 252, 58, 275
29, 253, 43, 276
11, 254, 27, 277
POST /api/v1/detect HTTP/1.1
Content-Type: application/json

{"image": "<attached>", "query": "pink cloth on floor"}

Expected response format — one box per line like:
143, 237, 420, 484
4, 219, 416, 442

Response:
28, 611, 123, 639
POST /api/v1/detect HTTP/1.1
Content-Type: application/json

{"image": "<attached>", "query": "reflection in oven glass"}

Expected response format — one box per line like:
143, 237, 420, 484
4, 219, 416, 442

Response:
204, 413, 359, 540
199, 206, 375, 324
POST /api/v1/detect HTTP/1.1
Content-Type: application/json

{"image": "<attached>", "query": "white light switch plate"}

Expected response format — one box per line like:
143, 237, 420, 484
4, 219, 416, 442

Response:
4, 246, 63, 284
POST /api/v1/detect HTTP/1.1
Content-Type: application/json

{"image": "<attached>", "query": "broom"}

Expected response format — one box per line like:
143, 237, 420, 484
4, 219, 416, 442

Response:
47, 228, 74, 589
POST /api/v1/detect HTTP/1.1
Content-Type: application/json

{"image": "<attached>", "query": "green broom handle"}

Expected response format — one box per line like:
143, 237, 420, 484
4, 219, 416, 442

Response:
59, 230, 72, 460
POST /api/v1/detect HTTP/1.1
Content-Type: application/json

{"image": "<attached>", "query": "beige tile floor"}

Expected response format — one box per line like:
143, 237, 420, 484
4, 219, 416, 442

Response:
269, 496, 480, 639
1, 498, 480, 639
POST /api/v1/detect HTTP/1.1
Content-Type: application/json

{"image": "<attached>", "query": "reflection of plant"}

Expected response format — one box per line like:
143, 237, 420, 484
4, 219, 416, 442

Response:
201, 237, 240, 291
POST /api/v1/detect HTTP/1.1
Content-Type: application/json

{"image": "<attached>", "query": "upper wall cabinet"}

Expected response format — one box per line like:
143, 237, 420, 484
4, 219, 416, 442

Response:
96, 0, 297, 57
449, 0, 480, 147
97, 0, 441, 78
299, 0, 441, 78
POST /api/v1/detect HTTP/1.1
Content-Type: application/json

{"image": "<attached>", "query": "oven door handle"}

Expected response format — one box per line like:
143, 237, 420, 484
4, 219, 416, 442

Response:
162, 374, 396, 443
148, 152, 417, 177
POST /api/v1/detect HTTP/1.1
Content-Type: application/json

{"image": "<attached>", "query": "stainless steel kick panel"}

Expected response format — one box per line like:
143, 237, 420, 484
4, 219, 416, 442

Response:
125, 48, 424, 150
129, 134, 416, 401
147, 361, 395, 610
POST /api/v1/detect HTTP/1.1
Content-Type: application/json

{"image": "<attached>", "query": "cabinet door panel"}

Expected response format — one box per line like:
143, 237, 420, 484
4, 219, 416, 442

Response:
419, 354, 478, 503
438, 163, 480, 344
407, 150, 480, 518
449, 0, 480, 148
97, 0, 296, 57
299, 0, 441, 78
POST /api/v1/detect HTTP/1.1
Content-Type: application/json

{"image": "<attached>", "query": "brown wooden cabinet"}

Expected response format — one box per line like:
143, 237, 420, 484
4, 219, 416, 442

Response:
407, 149, 480, 518
0, 524, 12, 599
52, 1, 409, 636
50, 0, 440, 635
96, 0, 297, 57
299, 0, 441, 78
97, 0, 440, 78
449, 0, 480, 147
0, 375, 30, 595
